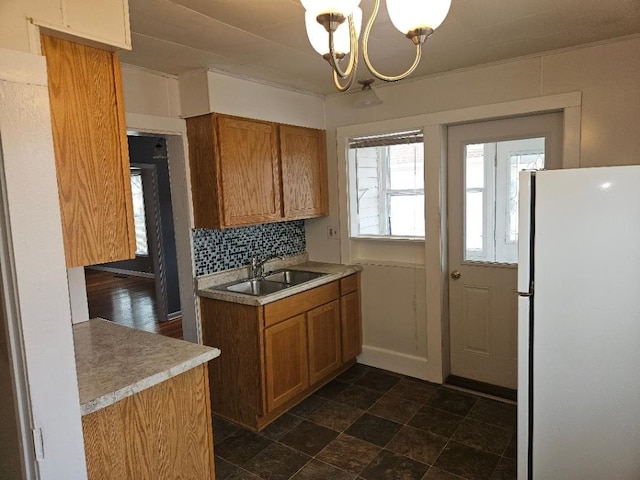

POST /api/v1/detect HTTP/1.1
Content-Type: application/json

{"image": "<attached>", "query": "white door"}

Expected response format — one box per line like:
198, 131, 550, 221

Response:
447, 113, 563, 390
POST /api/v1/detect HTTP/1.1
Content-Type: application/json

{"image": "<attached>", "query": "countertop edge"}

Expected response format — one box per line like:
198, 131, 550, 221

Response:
74, 319, 221, 416
80, 348, 220, 416
196, 262, 363, 306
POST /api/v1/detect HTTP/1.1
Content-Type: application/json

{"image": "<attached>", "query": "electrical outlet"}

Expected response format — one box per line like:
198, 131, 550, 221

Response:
327, 226, 340, 239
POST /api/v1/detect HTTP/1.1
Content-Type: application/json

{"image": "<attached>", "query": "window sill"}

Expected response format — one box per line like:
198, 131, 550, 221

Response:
350, 235, 424, 243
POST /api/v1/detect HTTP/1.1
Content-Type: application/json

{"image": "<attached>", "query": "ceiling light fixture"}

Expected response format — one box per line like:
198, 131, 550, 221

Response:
301, 0, 452, 92
353, 79, 383, 108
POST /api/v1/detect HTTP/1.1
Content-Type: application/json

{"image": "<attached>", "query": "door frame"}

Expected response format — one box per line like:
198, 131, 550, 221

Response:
125, 114, 201, 343
131, 162, 169, 323
336, 92, 582, 383
436, 97, 581, 384
0, 140, 35, 480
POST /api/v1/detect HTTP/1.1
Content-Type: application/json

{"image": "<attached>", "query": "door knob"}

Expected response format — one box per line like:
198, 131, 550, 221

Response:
450, 270, 461, 280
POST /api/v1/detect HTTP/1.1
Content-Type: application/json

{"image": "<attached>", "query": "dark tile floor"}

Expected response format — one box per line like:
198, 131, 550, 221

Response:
213, 364, 517, 480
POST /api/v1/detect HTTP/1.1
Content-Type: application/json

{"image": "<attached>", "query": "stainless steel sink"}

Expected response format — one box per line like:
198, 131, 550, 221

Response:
225, 279, 290, 296
218, 269, 327, 296
263, 269, 326, 285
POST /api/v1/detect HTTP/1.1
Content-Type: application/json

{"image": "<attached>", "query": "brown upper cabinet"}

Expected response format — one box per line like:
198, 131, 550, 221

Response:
186, 113, 328, 229
42, 35, 135, 268
280, 125, 328, 220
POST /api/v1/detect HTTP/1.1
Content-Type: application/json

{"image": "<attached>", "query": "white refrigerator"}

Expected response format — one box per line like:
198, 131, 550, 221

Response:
517, 166, 640, 480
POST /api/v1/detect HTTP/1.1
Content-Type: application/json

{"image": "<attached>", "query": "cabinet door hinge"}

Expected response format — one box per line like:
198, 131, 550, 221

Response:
32, 428, 44, 461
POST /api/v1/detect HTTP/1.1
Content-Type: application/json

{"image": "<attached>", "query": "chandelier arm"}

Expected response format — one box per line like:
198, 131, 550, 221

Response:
362, 0, 424, 82
366, 43, 423, 82
332, 68, 357, 92
326, 14, 358, 79
336, 17, 359, 91
332, 24, 359, 92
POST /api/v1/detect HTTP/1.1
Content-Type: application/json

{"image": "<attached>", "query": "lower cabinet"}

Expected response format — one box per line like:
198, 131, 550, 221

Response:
340, 275, 363, 361
81, 365, 215, 480
264, 313, 309, 411
307, 300, 341, 386
201, 274, 361, 430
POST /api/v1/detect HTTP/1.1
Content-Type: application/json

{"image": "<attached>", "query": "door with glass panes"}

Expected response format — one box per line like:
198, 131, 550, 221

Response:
447, 113, 563, 390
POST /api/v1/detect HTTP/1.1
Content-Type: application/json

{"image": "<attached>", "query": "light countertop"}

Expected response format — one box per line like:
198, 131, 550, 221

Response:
196, 255, 362, 306
73, 318, 220, 416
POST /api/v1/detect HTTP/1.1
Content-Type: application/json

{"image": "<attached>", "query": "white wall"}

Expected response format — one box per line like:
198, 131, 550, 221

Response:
0, 47, 87, 480
121, 65, 181, 119
0, 0, 130, 54
309, 36, 640, 381
179, 70, 326, 128
358, 263, 428, 379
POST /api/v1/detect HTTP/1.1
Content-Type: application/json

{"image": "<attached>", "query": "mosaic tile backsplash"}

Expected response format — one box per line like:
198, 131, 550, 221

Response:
193, 220, 306, 276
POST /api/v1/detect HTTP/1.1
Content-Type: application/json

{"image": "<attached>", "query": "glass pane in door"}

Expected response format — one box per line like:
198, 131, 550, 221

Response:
464, 137, 545, 263
465, 144, 486, 260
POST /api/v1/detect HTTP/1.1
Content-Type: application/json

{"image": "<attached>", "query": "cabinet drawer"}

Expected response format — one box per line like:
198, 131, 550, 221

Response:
264, 282, 339, 328
340, 274, 358, 295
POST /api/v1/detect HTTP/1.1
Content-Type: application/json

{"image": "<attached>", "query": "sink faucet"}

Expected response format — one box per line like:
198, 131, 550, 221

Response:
249, 255, 283, 279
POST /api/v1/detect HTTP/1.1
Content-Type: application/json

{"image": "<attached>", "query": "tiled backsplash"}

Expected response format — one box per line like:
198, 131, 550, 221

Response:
193, 220, 306, 276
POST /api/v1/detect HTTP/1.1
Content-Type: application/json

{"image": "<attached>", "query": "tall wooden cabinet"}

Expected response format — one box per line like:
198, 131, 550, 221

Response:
186, 113, 328, 229
201, 274, 360, 430
42, 35, 135, 267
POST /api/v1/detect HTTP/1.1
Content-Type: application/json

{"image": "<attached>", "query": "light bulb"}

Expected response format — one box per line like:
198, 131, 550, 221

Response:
301, 0, 361, 17
386, 0, 451, 34
305, 8, 362, 56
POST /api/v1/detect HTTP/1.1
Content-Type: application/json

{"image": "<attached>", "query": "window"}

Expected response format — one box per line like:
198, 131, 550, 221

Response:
130, 170, 149, 256
348, 130, 424, 238
464, 137, 545, 263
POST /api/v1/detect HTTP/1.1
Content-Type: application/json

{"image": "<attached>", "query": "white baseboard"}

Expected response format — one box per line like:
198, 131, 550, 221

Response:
357, 345, 441, 384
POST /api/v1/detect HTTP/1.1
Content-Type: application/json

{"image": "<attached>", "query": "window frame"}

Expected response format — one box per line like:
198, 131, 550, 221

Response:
348, 130, 425, 240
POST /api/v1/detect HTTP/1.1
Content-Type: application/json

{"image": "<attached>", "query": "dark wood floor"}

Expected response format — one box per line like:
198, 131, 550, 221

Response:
85, 269, 183, 339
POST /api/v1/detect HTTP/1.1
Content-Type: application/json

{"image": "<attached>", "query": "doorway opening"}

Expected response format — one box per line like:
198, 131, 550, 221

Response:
85, 136, 182, 339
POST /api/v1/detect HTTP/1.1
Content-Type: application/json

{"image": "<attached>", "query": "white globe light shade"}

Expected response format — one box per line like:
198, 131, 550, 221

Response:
301, 0, 361, 17
305, 7, 362, 56
386, 0, 452, 34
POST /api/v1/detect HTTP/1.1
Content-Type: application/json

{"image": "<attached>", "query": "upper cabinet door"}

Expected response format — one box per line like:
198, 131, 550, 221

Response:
280, 125, 328, 220
42, 35, 135, 268
216, 116, 282, 226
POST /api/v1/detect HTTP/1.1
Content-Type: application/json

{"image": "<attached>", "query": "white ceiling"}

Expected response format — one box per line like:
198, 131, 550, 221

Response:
119, 0, 640, 95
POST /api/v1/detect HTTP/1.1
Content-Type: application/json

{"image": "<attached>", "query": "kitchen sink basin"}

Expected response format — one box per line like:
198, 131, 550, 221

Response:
263, 269, 326, 285
218, 269, 327, 296
225, 279, 291, 296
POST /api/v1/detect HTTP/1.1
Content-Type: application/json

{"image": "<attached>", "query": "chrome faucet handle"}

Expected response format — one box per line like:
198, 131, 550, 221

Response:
249, 255, 284, 279
248, 257, 259, 279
